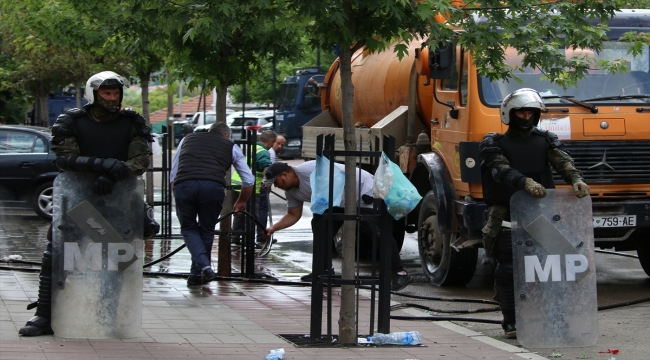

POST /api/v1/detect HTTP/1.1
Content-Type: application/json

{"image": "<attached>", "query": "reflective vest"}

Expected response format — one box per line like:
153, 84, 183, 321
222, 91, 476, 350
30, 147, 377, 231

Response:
232, 144, 266, 194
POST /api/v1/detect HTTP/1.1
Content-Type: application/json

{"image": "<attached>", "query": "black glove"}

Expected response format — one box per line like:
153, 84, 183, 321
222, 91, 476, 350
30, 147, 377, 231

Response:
102, 158, 130, 182
92, 175, 116, 195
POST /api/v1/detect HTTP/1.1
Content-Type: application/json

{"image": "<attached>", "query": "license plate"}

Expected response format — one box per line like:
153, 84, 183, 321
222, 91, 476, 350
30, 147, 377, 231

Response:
592, 215, 636, 228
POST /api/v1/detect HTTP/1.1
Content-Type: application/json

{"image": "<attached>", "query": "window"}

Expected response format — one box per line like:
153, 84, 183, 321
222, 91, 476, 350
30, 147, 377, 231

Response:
442, 43, 459, 91
0, 130, 39, 154
460, 50, 469, 106
34, 137, 47, 153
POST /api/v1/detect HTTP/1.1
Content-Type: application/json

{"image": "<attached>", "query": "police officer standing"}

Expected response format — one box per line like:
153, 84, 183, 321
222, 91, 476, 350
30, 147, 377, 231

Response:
19, 71, 153, 336
479, 88, 590, 339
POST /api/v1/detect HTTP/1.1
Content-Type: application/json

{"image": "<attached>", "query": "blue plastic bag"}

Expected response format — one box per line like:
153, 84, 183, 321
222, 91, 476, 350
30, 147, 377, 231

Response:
375, 152, 422, 220
310, 155, 345, 215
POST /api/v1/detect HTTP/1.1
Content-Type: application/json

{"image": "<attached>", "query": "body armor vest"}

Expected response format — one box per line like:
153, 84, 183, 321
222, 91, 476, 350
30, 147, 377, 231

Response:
74, 114, 132, 160
482, 131, 555, 207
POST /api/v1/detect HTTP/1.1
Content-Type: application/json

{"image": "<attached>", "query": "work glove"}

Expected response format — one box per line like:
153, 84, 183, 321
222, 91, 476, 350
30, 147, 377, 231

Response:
92, 175, 116, 196
524, 178, 547, 198
572, 180, 590, 198
102, 158, 130, 182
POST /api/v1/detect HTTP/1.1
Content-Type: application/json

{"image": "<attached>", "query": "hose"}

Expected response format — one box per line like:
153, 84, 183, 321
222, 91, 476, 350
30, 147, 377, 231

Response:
360, 285, 499, 305
595, 249, 639, 259
391, 302, 500, 314
0, 210, 269, 270
143, 209, 267, 269
270, 190, 286, 201
2, 262, 649, 322
2, 225, 648, 323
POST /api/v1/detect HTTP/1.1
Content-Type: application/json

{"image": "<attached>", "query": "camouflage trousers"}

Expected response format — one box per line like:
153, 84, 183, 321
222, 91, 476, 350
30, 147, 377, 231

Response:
481, 205, 509, 259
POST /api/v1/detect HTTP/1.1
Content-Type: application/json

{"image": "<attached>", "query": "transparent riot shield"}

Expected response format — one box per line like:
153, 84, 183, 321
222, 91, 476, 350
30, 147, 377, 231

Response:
51, 172, 144, 339
510, 188, 597, 348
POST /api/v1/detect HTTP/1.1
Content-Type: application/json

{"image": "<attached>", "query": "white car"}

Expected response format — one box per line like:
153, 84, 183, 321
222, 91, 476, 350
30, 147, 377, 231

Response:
229, 110, 275, 141
190, 109, 235, 128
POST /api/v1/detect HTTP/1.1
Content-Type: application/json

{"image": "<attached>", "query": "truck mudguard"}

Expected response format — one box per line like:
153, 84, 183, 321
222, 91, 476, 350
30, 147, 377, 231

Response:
412, 152, 457, 234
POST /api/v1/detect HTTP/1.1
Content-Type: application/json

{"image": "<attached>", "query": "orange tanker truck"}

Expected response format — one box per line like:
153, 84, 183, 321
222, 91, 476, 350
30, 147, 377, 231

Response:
302, 9, 650, 285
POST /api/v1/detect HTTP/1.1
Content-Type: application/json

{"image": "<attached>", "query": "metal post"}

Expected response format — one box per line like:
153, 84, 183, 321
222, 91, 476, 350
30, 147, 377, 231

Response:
377, 136, 395, 333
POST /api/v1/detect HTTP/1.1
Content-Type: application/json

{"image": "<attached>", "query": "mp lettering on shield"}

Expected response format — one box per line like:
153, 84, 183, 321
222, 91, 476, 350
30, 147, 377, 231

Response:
64, 200, 138, 272
524, 254, 589, 282
523, 215, 592, 282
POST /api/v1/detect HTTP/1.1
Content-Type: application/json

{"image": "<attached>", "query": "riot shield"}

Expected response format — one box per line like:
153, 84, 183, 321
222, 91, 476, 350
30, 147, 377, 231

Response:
510, 188, 597, 348
51, 172, 144, 339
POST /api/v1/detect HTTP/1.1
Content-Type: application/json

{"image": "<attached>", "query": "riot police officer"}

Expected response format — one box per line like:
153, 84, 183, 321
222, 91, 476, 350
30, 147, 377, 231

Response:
479, 88, 590, 339
18, 71, 153, 336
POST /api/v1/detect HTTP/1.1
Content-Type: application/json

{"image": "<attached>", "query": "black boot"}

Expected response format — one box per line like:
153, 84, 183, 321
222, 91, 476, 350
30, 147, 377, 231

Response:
19, 242, 54, 336
494, 229, 516, 339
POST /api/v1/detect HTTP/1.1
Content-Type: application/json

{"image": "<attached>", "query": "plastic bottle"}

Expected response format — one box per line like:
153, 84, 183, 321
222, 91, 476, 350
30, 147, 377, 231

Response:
367, 331, 422, 345
264, 348, 285, 360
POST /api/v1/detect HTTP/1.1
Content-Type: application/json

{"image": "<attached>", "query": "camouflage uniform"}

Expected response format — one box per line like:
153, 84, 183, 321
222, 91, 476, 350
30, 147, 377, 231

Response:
481, 129, 583, 258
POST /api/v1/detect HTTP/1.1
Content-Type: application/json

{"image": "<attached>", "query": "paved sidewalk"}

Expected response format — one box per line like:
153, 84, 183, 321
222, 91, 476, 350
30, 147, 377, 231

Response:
0, 270, 547, 360
0, 209, 547, 359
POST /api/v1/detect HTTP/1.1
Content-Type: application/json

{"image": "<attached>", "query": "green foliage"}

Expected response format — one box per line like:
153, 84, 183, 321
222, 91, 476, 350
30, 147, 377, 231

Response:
0, 88, 31, 124
229, 46, 337, 104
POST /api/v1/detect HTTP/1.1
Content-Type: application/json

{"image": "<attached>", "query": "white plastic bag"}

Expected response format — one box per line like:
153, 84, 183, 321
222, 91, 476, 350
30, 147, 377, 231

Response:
373, 152, 394, 200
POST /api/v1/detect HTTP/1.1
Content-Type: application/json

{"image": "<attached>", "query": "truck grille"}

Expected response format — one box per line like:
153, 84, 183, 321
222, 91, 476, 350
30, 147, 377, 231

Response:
276, 126, 286, 135
553, 140, 650, 184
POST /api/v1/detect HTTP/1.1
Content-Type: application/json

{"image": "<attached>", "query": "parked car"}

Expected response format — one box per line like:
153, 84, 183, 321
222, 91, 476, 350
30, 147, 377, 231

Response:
229, 110, 275, 141
194, 110, 275, 141
0, 125, 58, 219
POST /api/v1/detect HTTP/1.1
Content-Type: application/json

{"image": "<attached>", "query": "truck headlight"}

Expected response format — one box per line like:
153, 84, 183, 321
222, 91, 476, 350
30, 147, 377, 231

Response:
287, 139, 301, 147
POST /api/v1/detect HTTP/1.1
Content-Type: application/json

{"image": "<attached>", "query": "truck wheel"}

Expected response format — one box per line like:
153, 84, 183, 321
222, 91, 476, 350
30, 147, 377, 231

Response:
418, 191, 477, 286
31, 182, 53, 220
638, 242, 650, 277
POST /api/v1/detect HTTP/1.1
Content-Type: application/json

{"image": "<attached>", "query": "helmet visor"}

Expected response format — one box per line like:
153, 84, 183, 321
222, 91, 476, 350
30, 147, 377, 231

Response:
504, 89, 544, 110
88, 71, 129, 91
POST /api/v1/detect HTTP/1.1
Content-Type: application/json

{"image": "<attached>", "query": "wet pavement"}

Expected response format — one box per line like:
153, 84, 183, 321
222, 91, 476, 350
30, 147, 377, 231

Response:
1, 155, 649, 359
0, 207, 548, 360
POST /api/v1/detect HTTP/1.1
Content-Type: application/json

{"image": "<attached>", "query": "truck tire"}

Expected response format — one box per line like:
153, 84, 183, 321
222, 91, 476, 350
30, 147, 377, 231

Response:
31, 181, 53, 220
418, 191, 477, 286
637, 242, 650, 277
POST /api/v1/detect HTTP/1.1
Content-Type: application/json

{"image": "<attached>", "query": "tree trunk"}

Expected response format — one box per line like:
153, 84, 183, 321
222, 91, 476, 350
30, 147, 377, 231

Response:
39, 95, 49, 127
141, 72, 151, 122
75, 82, 82, 109
338, 45, 358, 345
216, 83, 228, 123
140, 72, 154, 205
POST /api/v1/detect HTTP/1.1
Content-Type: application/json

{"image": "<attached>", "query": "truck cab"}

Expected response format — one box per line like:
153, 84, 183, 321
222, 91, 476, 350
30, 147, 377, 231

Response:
274, 68, 324, 158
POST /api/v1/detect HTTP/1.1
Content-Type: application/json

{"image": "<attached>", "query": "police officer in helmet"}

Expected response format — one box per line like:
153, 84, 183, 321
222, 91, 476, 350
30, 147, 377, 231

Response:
18, 71, 154, 336
479, 88, 590, 339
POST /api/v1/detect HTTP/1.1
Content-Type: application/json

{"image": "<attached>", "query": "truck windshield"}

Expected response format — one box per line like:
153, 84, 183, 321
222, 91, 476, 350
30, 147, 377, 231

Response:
480, 41, 650, 106
276, 83, 298, 112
